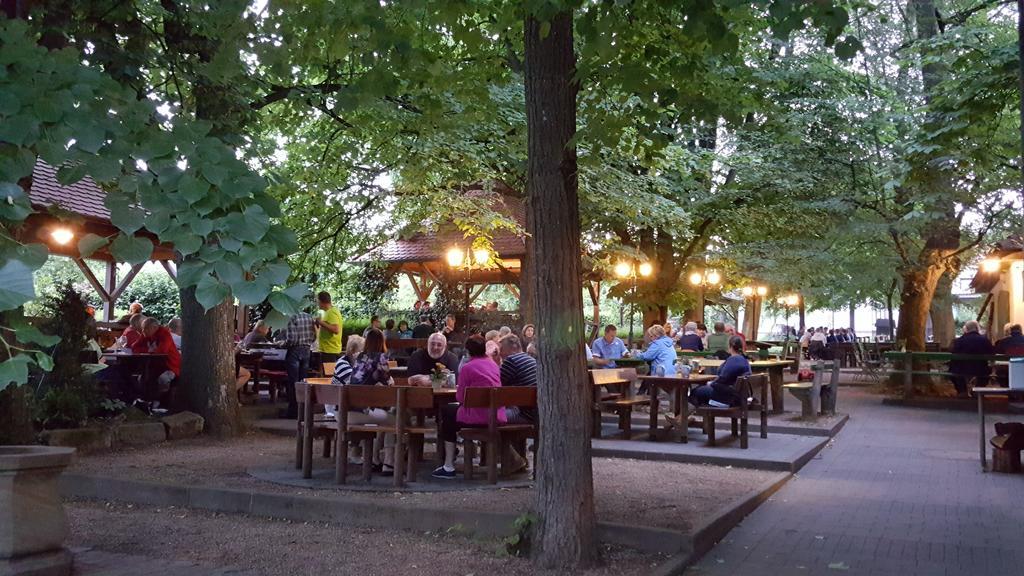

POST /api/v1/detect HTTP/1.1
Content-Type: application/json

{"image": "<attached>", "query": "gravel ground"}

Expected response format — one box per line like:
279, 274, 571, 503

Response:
67, 500, 664, 576
69, 432, 781, 533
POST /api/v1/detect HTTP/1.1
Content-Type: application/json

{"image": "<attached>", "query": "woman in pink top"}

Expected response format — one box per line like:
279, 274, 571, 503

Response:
433, 334, 504, 479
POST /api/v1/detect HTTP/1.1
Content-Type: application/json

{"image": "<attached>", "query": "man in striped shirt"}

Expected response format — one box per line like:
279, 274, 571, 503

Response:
498, 335, 537, 423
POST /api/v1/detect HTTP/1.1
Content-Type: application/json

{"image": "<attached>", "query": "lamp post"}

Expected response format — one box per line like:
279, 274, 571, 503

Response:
614, 260, 653, 347
741, 285, 768, 340
688, 269, 722, 324
446, 244, 493, 327
776, 293, 800, 337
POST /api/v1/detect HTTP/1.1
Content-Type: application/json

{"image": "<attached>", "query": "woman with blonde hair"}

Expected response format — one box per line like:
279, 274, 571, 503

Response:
634, 324, 677, 376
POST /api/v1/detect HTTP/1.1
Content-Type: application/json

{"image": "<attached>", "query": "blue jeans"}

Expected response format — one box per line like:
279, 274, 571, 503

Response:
285, 345, 310, 416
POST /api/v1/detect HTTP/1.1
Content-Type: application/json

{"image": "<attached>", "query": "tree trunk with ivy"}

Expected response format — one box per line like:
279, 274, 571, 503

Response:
524, 9, 597, 569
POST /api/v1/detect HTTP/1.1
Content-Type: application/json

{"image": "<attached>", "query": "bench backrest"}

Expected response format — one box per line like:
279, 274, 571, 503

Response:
322, 362, 335, 376
462, 386, 538, 409
590, 369, 630, 386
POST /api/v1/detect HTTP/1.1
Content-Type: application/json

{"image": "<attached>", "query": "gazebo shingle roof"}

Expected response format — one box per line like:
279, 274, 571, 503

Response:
28, 160, 109, 221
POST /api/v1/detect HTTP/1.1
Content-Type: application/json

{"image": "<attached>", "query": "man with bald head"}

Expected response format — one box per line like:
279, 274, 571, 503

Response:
949, 320, 994, 397
407, 332, 459, 386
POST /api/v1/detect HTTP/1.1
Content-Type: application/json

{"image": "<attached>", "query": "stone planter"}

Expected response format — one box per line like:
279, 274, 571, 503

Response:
0, 446, 75, 576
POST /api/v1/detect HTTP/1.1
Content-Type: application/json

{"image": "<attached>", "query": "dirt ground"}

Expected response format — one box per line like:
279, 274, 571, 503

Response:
66, 500, 664, 576
69, 431, 781, 533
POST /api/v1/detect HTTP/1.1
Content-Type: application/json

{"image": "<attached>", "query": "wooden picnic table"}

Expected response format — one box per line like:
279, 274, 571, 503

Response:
972, 386, 1014, 472
101, 352, 168, 377
589, 369, 635, 438
749, 359, 793, 414
236, 350, 263, 391
639, 374, 715, 443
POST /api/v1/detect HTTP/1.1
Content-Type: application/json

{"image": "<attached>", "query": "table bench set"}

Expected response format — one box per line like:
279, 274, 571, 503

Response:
589, 368, 770, 449
295, 380, 537, 487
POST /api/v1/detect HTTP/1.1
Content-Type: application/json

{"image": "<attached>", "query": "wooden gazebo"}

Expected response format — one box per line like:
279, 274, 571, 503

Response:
376, 188, 526, 308
18, 160, 177, 321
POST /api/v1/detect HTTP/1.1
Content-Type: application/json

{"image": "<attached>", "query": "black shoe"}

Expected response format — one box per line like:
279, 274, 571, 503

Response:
431, 466, 456, 479
380, 465, 395, 477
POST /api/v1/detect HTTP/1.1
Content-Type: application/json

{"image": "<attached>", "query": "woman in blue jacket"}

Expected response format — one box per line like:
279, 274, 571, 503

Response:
635, 324, 677, 376
692, 336, 751, 406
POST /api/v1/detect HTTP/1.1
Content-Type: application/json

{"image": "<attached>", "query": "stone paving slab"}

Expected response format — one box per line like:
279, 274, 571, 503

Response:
685, 388, 1024, 576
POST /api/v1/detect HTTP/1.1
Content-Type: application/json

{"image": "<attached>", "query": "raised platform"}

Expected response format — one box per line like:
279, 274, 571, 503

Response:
592, 421, 828, 472
248, 463, 532, 492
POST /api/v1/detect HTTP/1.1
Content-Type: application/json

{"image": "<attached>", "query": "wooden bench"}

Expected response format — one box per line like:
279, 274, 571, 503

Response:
589, 369, 649, 439
694, 374, 768, 448
294, 380, 339, 476
783, 360, 840, 418
459, 386, 538, 484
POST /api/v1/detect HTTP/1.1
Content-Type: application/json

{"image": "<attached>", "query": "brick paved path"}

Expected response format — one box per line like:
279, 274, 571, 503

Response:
687, 388, 1024, 576
72, 547, 250, 575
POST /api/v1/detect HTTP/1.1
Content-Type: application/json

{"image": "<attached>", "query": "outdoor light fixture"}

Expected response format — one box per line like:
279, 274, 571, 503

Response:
706, 270, 722, 285
638, 262, 653, 277
50, 227, 74, 246
785, 294, 799, 306
756, 286, 768, 296
446, 247, 465, 267
741, 286, 754, 297
473, 247, 491, 266
689, 272, 703, 285
614, 261, 632, 278
981, 258, 1001, 273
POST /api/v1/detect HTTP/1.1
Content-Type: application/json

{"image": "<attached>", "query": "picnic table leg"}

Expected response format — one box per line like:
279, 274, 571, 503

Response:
680, 385, 688, 444
979, 392, 987, 472
648, 385, 659, 441
769, 367, 784, 414
302, 388, 314, 479
592, 387, 603, 439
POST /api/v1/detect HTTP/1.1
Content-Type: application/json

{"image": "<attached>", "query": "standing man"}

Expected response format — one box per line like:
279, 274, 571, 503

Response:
283, 307, 317, 419
314, 291, 343, 363
591, 324, 628, 368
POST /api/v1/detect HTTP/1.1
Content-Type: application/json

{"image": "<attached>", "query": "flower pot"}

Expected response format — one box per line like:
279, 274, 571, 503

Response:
0, 446, 75, 576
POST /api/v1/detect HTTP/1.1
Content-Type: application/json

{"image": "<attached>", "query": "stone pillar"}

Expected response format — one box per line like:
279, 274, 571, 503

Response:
0, 446, 75, 576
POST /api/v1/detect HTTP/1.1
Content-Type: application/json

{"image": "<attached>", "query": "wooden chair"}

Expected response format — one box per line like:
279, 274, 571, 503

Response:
335, 385, 434, 487
595, 368, 648, 438
459, 387, 538, 484
322, 361, 335, 377
695, 374, 768, 449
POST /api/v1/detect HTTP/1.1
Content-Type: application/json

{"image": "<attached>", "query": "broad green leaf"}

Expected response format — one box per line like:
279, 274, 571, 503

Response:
195, 273, 229, 310
213, 259, 244, 285
176, 259, 211, 288
263, 308, 289, 331
261, 261, 291, 286
231, 276, 271, 305
108, 202, 146, 234
109, 234, 153, 265
0, 182, 32, 221
77, 233, 108, 258
268, 290, 299, 316
0, 259, 35, 311
0, 355, 32, 389
178, 173, 210, 204
12, 322, 60, 346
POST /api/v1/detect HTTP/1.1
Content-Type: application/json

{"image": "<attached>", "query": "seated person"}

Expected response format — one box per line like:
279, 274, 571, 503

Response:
995, 323, 1024, 356
349, 329, 390, 385
240, 320, 270, 350
591, 324, 628, 368
117, 301, 143, 324
676, 322, 704, 352
407, 333, 459, 386
362, 315, 383, 337
396, 320, 413, 339
485, 329, 502, 364
382, 319, 396, 340
705, 322, 730, 357
690, 336, 751, 408
499, 335, 537, 424
121, 313, 148, 353
441, 314, 462, 340
520, 324, 535, 348
320, 335, 366, 417
635, 324, 678, 376
949, 320, 994, 397
168, 317, 182, 351
141, 317, 181, 405
433, 335, 504, 479
411, 314, 435, 339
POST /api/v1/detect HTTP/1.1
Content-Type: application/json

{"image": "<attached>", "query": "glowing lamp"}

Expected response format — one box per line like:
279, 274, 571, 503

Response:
981, 258, 1000, 273
786, 294, 799, 306
741, 286, 753, 297
614, 262, 632, 278
473, 248, 491, 266
51, 227, 74, 245
638, 262, 653, 277
689, 272, 703, 286
756, 286, 768, 297
446, 247, 464, 267
706, 270, 721, 285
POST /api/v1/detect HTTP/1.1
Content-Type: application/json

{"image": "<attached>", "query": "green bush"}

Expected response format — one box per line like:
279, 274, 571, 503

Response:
36, 388, 89, 430
119, 270, 180, 323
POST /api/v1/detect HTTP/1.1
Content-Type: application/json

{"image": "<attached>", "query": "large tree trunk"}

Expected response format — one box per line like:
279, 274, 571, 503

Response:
524, 10, 597, 570
895, 263, 945, 351
179, 287, 240, 436
929, 270, 955, 348
0, 386, 33, 445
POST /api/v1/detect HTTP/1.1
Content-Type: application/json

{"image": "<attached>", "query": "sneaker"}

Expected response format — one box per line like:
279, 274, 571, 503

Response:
431, 466, 456, 479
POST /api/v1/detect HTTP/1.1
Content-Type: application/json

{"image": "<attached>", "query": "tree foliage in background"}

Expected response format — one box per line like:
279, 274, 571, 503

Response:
119, 270, 181, 323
